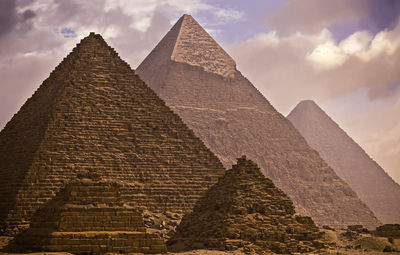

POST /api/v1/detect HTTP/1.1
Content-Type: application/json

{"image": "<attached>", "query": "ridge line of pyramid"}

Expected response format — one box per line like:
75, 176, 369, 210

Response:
170, 15, 186, 61
170, 14, 236, 78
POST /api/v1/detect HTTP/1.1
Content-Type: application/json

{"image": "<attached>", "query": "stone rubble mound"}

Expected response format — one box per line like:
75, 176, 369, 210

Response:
168, 156, 327, 254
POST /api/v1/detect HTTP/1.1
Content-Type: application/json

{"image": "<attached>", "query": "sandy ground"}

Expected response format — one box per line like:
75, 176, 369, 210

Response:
1, 230, 399, 254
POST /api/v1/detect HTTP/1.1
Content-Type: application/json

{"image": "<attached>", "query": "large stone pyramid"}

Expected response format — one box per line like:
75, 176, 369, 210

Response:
0, 32, 225, 235
168, 156, 326, 254
136, 14, 380, 229
14, 172, 166, 254
287, 100, 400, 224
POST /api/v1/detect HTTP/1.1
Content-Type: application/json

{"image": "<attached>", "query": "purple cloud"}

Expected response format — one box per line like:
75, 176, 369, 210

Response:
0, 0, 36, 38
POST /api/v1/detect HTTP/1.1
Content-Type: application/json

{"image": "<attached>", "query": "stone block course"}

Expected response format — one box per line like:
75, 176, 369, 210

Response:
15, 173, 167, 254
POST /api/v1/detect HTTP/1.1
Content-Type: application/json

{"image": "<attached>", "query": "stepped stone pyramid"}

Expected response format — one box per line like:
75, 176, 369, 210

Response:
136, 14, 380, 229
14, 172, 166, 254
0, 32, 225, 235
168, 156, 326, 254
287, 100, 400, 224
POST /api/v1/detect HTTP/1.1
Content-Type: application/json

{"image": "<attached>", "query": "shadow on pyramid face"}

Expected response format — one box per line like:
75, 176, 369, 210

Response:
167, 156, 327, 254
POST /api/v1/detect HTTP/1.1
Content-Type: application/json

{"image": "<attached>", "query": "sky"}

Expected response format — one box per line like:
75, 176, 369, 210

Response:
0, 0, 399, 183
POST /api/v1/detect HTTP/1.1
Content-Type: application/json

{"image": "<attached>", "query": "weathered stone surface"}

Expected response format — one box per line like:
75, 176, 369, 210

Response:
0, 32, 225, 235
373, 224, 400, 238
136, 14, 380, 229
287, 100, 400, 224
14, 172, 166, 254
168, 156, 327, 254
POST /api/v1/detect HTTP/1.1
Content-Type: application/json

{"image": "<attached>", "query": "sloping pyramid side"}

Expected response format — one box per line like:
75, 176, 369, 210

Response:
136, 15, 380, 229
168, 156, 326, 254
14, 173, 166, 254
288, 100, 400, 224
0, 32, 225, 235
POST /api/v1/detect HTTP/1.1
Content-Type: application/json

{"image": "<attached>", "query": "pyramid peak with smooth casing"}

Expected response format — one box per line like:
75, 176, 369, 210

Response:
136, 14, 381, 229
287, 99, 400, 224
168, 156, 327, 254
137, 14, 237, 92
0, 32, 225, 235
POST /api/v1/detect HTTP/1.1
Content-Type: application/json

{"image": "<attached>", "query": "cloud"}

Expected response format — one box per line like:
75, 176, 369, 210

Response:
103, 0, 243, 31
229, 13, 400, 183
263, 0, 367, 35
54, 27, 77, 38
0, 0, 244, 129
0, 0, 36, 38
263, 0, 400, 36
229, 20, 400, 114
362, 0, 400, 32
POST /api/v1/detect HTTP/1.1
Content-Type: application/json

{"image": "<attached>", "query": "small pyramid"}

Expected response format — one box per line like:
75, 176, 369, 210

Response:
288, 100, 400, 224
136, 15, 380, 229
14, 172, 166, 254
168, 156, 326, 254
0, 32, 225, 235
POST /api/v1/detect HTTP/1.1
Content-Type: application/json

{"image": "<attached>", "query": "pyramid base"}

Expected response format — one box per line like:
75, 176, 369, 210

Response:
17, 230, 166, 254
168, 237, 326, 254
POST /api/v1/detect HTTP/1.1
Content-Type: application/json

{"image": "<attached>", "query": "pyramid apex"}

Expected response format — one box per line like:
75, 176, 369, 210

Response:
180, 14, 195, 22
137, 13, 237, 78
288, 99, 328, 124
292, 100, 321, 112
81, 32, 105, 42
299, 99, 316, 104
297, 100, 318, 107
171, 14, 236, 78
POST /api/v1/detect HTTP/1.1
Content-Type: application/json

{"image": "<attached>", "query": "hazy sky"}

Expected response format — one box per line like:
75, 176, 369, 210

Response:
1, 0, 399, 183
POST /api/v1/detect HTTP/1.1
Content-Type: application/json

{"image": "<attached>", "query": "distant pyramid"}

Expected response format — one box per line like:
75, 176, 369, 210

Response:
15, 172, 166, 254
0, 32, 225, 235
136, 14, 380, 229
287, 100, 400, 224
168, 156, 326, 254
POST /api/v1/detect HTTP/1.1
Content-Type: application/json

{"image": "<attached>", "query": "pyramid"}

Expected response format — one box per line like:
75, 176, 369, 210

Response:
0, 32, 225, 235
136, 15, 379, 228
14, 172, 166, 254
136, 14, 380, 229
287, 100, 400, 224
168, 156, 326, 254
